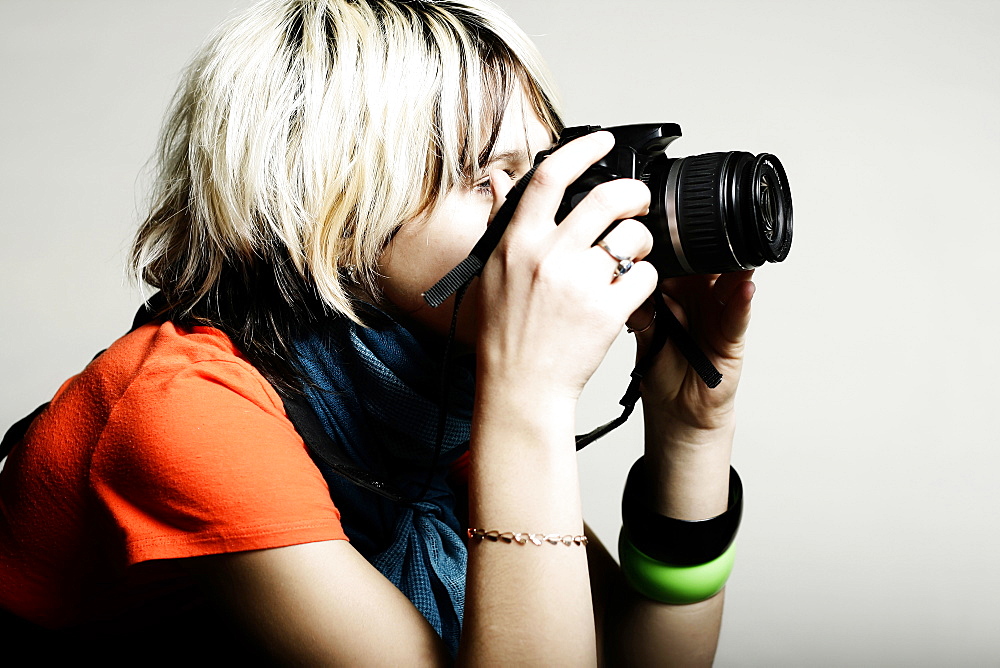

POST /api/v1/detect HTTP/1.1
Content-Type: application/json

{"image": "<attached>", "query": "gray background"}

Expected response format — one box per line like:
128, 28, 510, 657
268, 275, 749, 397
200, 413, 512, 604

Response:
2, 1, 998, 665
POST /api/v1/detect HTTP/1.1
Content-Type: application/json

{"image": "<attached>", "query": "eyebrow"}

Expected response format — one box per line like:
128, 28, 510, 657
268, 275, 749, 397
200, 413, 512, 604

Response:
486, 148, 533, 168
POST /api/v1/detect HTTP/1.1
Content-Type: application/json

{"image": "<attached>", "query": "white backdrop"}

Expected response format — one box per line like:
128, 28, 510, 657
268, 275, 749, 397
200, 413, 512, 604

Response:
2, 1, 998, 665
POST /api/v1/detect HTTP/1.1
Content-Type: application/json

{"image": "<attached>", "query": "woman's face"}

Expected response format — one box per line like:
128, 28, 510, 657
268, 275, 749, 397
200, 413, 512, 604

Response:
378, 90, 553, 345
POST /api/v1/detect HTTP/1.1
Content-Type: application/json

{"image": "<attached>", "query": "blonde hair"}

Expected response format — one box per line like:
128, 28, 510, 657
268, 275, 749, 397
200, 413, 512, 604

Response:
133, 0, 561, 327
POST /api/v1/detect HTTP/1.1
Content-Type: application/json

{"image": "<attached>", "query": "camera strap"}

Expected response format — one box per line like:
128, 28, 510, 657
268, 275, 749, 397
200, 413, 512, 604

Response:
422, 167, 537, 309
574, 290, 722, 450
573, 304, 670, 449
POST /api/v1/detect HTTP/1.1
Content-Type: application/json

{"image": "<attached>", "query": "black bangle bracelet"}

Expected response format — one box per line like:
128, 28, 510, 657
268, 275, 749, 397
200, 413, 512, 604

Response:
621, 457, 743, 566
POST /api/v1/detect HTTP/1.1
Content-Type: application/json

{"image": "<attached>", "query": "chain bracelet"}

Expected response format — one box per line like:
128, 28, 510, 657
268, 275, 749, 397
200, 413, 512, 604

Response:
467, 528, 588, 546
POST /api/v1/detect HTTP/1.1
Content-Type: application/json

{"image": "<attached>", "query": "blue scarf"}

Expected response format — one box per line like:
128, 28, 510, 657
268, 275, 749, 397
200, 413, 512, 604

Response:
293, 310, 473, 655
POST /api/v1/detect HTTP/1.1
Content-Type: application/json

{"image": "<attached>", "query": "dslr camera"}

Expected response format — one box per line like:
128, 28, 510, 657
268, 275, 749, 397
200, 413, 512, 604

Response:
421, 123, 791, 310
542, 123, 792, 277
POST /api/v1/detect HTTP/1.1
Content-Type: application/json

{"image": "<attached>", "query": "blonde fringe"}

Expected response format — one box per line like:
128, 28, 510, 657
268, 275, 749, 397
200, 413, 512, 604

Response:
132, 0, 562, 325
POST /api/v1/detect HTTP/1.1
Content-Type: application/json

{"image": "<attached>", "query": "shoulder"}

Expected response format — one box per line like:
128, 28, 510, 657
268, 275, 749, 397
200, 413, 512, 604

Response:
22, 321, 286, 469
65, 320, 296, 470
90, 321, 346, 563
107, 320, 283, 405
102, 320, 289, 437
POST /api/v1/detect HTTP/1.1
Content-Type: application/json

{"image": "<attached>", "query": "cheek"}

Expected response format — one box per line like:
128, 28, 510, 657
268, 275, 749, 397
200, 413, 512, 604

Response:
378, 230, 483, 344
378, 233, 431, 314
378, 196, 489, 320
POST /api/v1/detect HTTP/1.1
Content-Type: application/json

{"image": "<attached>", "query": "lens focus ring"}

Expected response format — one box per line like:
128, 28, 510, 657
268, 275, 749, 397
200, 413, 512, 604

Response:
673, 153, 747, 274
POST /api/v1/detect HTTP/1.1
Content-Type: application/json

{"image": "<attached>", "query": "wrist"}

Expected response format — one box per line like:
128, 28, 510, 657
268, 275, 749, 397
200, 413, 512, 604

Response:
468, 389, 583, 532
645, 414, 736, 452
642, 395, 737, 436
643, 412, 734, 519
474, 378, 576, 439
643, 408, 735, 476
469, 379, 580, 502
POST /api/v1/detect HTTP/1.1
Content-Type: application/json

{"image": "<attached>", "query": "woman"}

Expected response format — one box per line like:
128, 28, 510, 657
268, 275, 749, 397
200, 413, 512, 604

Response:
0, 0, 754, 664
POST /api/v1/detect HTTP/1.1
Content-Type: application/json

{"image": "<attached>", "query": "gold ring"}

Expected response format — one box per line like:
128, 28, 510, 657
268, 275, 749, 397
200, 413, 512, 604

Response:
626, 310, 656, 334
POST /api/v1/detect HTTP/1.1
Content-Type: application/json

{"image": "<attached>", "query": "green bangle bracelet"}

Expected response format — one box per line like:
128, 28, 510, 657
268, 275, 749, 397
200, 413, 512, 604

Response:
619, 528, 736, 605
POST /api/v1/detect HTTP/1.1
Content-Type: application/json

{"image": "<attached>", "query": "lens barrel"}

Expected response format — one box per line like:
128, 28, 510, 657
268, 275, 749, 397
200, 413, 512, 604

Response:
644, 151, 792, 277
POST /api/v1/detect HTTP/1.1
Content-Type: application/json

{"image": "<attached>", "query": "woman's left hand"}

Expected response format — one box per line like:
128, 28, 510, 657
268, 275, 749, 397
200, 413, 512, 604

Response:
629, 270, 756, 434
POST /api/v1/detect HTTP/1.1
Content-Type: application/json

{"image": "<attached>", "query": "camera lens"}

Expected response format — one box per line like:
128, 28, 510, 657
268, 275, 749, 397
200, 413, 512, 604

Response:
644, 151, 792, 277
759, 174, 778, 242
750, 154, 792, 263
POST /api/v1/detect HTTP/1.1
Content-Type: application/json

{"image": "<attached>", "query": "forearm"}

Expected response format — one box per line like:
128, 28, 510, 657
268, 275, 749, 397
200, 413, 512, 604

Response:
604, 409, 736, 666
607, 587, 724, 667
459, 383, 596, 666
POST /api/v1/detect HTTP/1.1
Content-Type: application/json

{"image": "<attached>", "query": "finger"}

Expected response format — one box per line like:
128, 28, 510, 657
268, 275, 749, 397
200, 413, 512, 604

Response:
657, 272, 713, 304
713, 270, 755, 307
510, 131, 615, 231
625, 298, 656, 335
610, 260, 658, 319
559, 178, 651, 248
489, 169, 515, 220
590, 218, 654, 280
600, 218, 654, 261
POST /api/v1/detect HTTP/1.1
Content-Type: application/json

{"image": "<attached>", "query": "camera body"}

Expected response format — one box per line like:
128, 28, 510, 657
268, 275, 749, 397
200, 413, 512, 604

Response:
541, 123, 793, 277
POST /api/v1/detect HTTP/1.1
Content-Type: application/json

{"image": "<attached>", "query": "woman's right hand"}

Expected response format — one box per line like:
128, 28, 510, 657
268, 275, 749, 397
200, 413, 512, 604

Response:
461, 131, 659, 666
475, 131, 658, 406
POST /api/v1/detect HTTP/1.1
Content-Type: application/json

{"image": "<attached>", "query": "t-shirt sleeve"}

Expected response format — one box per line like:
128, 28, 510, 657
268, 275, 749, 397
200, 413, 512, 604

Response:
92, 357, 348, 566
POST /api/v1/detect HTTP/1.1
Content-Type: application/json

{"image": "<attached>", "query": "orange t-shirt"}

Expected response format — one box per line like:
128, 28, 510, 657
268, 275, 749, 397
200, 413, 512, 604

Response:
0, 321, 347, 628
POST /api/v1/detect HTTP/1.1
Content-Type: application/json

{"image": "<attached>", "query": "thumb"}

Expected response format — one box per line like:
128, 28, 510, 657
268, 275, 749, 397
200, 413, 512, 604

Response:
719, 279, 755, 344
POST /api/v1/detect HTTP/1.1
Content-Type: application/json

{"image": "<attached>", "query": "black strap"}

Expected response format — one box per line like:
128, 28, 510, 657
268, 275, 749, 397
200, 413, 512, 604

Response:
575, 292, 721, 450
422, 166, 536, 308
278, 390, 409, 504
3, 285, 720, 466
653, 292, 723, 389
574, 293, 672, 449
131, 291, 167, 329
